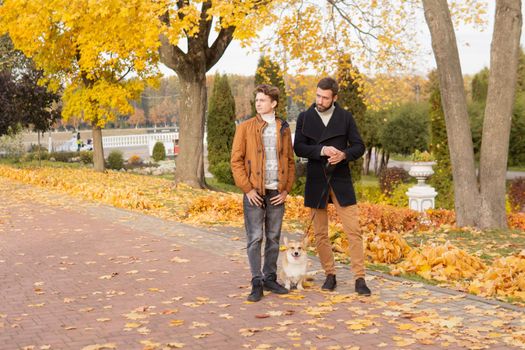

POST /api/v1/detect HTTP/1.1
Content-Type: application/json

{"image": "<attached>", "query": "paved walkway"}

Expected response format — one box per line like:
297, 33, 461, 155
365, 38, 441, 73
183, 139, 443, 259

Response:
0, 178, 523, 350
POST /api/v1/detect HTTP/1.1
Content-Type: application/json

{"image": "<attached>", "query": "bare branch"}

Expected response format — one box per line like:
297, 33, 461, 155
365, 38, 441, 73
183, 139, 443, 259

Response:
326, 0, 378, 40
116, 66, 132, 82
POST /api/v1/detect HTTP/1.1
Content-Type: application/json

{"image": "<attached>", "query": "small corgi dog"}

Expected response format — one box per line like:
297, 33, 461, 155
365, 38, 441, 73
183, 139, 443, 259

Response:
279, 236, 308, 290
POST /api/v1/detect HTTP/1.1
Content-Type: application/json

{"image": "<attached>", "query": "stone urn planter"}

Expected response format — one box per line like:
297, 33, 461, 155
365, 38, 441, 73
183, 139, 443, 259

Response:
408, 161, 435, 185
406, 161, 437, 212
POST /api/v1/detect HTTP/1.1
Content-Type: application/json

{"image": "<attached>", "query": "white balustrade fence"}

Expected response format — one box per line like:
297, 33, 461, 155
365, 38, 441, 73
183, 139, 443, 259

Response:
103, 133, 179, 148
49, 132, 179, 153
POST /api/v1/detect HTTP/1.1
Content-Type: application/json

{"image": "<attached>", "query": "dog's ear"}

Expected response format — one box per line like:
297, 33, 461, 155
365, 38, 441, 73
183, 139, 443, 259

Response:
283, 236, 289, 246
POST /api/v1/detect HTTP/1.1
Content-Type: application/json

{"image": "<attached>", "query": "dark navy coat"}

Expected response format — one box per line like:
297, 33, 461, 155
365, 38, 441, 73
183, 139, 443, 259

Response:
294, 102, 365, 208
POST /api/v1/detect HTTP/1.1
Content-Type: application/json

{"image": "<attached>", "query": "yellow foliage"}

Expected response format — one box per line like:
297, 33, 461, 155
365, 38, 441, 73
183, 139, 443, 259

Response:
365, 231, 411, 264
468, 250, 525, 299
186, 194, 243, 225
0, 0, 163, 126
2, 164, 525, 301
391, 242, 486, 282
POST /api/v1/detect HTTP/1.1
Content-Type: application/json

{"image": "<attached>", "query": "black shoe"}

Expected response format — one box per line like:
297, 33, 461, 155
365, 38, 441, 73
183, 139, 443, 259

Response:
263, 273, 289, 294
321, 274, 337, 291
247, 277, 264, 302
355, 277, 371, 296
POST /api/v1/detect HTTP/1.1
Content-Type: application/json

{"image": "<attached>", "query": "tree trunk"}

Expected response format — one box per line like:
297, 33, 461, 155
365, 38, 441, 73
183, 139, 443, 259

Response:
422, 0, 481, 227
479, 0, 522, 229
174, 72, 207, 188
378, 150, 388, 174
374, 148, 380, 174
363, 146, 372, 175
158, 3, 235, 188
92, 126, 105, 172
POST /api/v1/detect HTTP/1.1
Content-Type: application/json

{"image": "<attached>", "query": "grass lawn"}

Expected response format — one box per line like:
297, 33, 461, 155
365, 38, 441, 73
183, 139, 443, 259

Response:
155, 173, 242, 193
509, 165, 525, 172
359, 174, 379, 187
0, 158, 86, 169
403, 227, 525, 264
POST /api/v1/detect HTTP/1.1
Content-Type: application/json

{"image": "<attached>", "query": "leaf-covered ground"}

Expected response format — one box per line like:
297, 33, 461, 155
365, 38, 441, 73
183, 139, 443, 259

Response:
1, 176, 524, 350
0, 164, 524, 306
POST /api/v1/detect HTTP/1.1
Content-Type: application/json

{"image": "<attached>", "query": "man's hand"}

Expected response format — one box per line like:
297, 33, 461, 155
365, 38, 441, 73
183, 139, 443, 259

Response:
328, 149, 346, 165
322, 146, 340, 157
270, 191, 288, 205
246, 189, 264, 207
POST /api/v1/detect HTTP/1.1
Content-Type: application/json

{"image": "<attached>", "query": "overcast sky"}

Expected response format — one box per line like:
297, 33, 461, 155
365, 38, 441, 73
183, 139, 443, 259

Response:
162, 3, 524, 77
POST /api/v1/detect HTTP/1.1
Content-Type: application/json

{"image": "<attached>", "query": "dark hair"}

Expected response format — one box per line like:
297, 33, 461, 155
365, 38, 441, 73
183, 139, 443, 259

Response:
317, 77, 339, 96
254, 84, 280, 107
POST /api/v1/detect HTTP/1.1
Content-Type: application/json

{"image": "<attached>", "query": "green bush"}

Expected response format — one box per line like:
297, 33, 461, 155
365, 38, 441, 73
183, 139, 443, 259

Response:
29, 144, 48, 153
49, 151, 77, 162
432, 170, 455, 209
37, 151, 50, 161
209, 161, 234, 185
152, 142, 166, 162
107, 150, 124, 170
349, 158, 363, 184
354, 183, 385, 204
384, 183, 410, 207
378, 167, 410, 195
22, 152, 49, 162
295, 160, 307, 178
21, 153, 34, 162
79, 151, 93, 164
290, 176, 306, 196
380, 102, 429, 156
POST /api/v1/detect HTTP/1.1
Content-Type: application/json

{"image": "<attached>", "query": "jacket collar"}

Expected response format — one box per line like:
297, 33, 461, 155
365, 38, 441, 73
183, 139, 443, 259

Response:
254, 113, 289, 134
302, 102, 346, 143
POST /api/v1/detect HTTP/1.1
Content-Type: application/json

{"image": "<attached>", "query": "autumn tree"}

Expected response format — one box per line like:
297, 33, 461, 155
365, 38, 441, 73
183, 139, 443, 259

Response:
261, 1, 420, 110
253, 56, 288, 119
0, 0, 163, 171
228, 75, 255, 119
471, 68, 489, 103
128, 107, 145, 129
0, 34, 60, 136
159, 1, 279, 188
156, 98, 177, 126
149, 105, 167, 128
207, 73, 236, 184
423, 0, 522, 228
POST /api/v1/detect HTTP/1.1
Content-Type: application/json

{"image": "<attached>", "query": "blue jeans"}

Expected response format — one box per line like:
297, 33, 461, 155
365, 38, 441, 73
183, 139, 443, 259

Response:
243, 189, 285, 279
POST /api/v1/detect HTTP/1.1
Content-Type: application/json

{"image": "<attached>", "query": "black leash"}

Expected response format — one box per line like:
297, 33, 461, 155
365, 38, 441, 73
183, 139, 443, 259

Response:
301, 162, 335, 246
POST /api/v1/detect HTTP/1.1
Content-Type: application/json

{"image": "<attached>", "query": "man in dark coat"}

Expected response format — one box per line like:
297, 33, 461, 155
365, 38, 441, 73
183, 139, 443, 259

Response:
294, 77, 371, 295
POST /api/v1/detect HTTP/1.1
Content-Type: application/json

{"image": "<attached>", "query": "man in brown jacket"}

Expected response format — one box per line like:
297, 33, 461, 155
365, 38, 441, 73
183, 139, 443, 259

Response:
231, 84, 295, 302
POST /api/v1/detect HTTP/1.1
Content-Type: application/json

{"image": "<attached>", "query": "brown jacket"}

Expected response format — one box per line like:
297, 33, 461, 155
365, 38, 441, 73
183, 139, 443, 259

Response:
231, 115, 295, 195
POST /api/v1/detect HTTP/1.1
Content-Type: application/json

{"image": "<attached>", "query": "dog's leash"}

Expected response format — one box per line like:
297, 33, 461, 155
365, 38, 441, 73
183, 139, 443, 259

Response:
301, 162, 335, 248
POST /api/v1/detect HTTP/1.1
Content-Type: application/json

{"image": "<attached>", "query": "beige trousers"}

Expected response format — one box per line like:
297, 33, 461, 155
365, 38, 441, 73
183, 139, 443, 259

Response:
311, 188, 365, 278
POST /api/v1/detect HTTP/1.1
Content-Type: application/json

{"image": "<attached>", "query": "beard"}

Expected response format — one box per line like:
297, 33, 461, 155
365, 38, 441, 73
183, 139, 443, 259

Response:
316, 102, 333, 113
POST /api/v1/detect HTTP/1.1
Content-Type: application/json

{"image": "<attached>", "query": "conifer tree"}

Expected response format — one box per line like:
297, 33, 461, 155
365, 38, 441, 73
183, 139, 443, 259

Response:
336, 55, 366, 183
428, 70, 454, 209
253, 56, 288, 119
207, 73, 236, 184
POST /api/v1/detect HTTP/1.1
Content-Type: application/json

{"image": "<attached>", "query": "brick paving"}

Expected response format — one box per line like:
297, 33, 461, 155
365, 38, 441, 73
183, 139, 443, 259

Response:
0, 177, 524, 350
